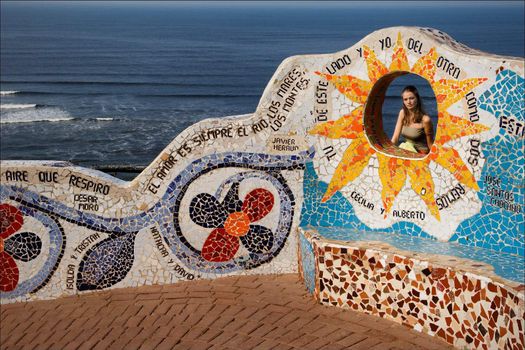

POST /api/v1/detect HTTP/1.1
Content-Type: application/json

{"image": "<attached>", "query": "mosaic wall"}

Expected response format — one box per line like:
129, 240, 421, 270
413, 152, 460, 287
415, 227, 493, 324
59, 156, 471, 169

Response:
302, 28, 524, 254
0, 151, 310, 301
299, 229, 525, 350
1, 27, 523, 309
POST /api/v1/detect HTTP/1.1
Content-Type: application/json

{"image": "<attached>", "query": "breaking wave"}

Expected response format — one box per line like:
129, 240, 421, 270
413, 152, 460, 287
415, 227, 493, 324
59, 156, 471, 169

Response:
1, 109, 119, 124
1, 107, 75, 124
1, 103, 41, 110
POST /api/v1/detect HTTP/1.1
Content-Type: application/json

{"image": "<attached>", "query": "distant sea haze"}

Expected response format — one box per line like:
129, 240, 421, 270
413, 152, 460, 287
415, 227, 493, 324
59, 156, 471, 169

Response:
1, 2, 523, 167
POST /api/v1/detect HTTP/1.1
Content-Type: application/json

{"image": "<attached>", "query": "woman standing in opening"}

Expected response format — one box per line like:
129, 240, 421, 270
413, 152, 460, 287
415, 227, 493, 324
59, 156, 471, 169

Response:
391, 85, 434, 154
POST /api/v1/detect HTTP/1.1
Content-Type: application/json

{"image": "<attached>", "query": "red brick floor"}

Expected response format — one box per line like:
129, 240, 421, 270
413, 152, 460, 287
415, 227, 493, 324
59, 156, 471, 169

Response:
0, 274, 454, 349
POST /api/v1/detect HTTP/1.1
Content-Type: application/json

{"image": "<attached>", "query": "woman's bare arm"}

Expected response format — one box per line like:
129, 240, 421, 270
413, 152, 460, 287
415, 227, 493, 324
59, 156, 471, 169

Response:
423, 115, 434, 150
391, 110, 404, 145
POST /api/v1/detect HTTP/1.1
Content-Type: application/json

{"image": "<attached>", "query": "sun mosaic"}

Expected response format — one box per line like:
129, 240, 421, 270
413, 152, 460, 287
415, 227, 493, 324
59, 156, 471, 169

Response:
309, 33, 490, 221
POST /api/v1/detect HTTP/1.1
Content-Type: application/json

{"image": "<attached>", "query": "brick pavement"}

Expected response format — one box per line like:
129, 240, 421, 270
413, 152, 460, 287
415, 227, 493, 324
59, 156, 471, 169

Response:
0, 274, 454, 349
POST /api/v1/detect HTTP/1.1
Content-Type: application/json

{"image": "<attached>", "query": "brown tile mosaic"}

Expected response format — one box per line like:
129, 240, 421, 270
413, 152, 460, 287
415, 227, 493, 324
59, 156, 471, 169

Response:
300, 229, 524, 350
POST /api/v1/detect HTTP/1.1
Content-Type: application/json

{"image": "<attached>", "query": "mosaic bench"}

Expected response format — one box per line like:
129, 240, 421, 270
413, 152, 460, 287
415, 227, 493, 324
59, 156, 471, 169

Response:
298, 228, 524, 350
1, 27, 523, 350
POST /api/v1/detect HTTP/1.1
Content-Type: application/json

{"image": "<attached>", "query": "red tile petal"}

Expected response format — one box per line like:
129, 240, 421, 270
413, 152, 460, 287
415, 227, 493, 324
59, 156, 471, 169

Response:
0, 203, 24, 239
241, 188, 274, 222
201, 228, 240, 262
0, 251, 19, 292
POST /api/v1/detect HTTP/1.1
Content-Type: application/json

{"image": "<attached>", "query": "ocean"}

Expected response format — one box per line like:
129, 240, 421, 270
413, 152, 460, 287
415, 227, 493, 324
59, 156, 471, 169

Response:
1, 1, 524, 168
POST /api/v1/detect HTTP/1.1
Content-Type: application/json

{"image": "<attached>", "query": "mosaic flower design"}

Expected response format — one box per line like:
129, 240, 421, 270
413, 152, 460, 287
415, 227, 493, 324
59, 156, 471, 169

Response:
1, 203, 42, 292
310, 33, 490, 220
190, 183, 275, 262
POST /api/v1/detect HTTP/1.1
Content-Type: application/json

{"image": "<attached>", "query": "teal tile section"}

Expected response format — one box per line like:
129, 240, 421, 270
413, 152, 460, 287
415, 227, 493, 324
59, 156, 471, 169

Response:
452, 70, 524, 257
314, 227, 524, 284
300, 162, 435, 241
299, 232, 315, 294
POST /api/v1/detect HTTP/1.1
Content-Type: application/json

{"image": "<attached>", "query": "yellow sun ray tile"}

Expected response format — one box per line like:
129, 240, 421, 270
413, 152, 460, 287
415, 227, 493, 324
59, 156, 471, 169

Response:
407, 160, 440, 220
433, 77, 488, 110
389, 33, 410, 72
410, 47, 437, 82
363, 45, 389, 83
378, 154, 407, 216
315, 72, 372, 104
321, 136, 375, 202
435, 112, 490, 145
430, 146, 480, 191
308, 107, 363, 139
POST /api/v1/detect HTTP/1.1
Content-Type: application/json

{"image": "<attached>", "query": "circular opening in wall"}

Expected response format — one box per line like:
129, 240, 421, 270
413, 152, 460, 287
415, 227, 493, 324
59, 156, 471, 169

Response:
363, 72, 438, 159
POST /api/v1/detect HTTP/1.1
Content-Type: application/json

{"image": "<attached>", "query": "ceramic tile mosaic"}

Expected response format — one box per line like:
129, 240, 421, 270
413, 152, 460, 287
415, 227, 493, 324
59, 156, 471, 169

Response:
298, 232, 316, 294
299, 229, 524, 350
0, 26, 523, 349
451, 69, 524, 256
304, 29, 523, 244
310, 226, 524, 284
1, 150, 311, 301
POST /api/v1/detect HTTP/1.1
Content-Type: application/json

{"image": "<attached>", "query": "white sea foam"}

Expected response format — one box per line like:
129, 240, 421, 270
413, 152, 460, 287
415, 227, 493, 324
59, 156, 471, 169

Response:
0, 91, 19, 95
95, 117, 114, 121
1, 104, 38, 110
0, 107, 75, 124
1, 117, 75, 124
